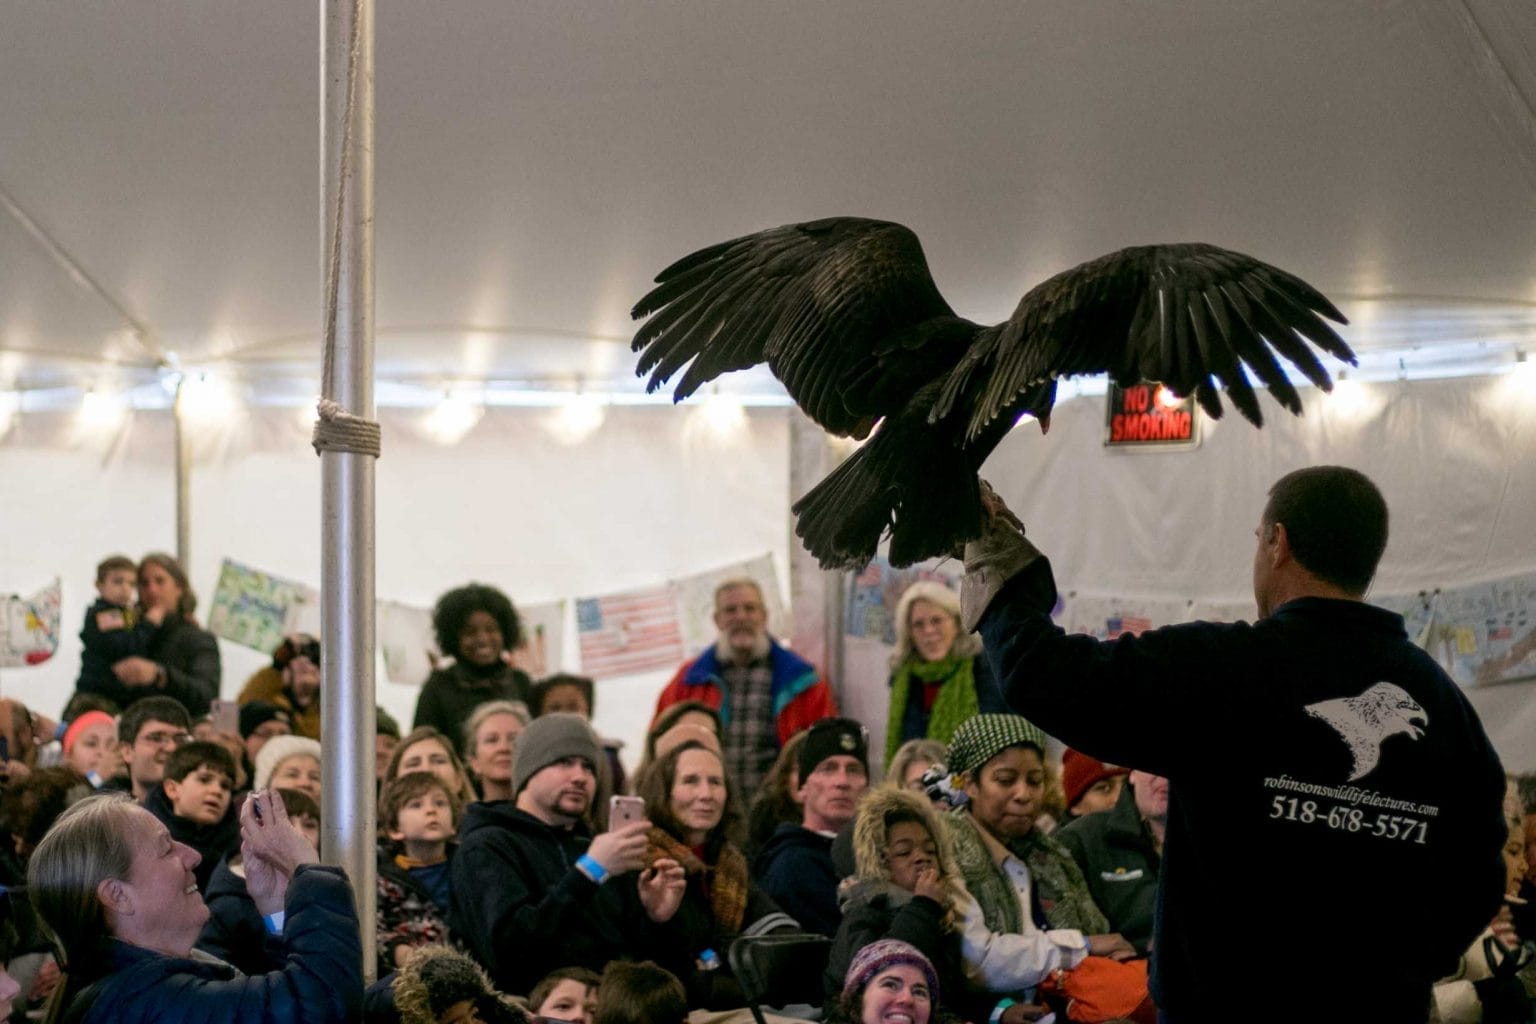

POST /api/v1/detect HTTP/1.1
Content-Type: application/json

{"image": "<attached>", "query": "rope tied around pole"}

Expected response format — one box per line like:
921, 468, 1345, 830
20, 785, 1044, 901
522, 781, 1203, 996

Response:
313, 0, 381, 460
313, 397, 382, 456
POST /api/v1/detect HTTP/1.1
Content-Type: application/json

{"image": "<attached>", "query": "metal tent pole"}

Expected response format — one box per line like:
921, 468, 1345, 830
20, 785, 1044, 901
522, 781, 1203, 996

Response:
320, 0, 377, 979
173, 378, 192, 573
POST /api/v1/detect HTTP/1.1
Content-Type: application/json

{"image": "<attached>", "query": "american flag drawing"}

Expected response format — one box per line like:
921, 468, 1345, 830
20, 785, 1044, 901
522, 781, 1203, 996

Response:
576, 586, 685, 679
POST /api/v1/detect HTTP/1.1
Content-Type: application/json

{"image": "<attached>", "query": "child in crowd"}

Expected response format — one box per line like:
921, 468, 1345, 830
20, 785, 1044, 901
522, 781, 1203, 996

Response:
378, 770, 460, 974
593, 962, 687, 1024
528, 967, 601, 1024
142, 739, 239, 893
75, 555, 161, 695
61, 710, 119, 788
253, 734, 323, 802
197, 788, 322, 975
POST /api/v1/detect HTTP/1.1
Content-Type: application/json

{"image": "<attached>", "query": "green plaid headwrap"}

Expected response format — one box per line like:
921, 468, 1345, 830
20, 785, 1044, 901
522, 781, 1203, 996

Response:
946, 713, 1048, 779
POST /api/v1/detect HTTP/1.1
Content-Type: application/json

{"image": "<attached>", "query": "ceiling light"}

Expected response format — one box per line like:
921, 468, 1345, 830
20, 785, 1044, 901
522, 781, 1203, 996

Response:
422, 390, 483, 445
79, 388, 128, 431
698, 390, 746, 438
548, 390, 607, 445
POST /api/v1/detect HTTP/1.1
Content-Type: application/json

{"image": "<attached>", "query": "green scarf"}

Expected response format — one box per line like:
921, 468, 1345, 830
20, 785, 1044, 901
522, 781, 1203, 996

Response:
943, 810, 1108, 936
885, 654, 979, 767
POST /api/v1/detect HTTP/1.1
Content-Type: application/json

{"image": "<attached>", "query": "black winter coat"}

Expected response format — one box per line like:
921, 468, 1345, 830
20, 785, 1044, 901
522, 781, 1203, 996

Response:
824, 881, 980, 1019
754, 824, 842, 937
412, 662, 530, 742
1054, 780, 1160, 954
74, 612, 220, 719
982, 560, 1510, 1023
61, 864, 361, 1024
612, 849, 790, 1009
195, 854, 273, 977
450, 801, 641, 995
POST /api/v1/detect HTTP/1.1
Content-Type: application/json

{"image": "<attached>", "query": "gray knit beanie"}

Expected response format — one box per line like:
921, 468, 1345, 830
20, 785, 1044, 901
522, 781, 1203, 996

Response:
512, 713, 600, 796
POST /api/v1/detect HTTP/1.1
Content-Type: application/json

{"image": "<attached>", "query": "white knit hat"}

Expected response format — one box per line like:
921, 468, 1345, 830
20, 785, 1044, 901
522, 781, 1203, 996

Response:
253, 734, 323, 791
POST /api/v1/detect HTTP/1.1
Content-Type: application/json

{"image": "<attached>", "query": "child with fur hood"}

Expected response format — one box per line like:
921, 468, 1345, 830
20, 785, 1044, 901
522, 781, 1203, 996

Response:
365, 945, 529, 1024
824, 786, 983, 1020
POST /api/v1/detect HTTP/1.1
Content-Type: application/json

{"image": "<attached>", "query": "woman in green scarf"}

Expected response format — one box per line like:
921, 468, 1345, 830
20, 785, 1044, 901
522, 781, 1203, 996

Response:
885, 582, 1007, 770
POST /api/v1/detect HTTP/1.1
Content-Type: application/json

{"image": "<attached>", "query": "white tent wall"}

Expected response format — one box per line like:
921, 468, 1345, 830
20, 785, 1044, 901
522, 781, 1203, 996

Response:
0, 404, 792, 766
3, 372, 1535, 771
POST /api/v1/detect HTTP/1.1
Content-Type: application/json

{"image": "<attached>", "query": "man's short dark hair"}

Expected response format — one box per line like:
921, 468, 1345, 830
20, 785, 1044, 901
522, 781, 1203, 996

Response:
95, 555, 136, 583
376, 705, 401, 740
164, 740, 236, 785
1262, 466, 1388, 594
595, 961, 688, 1024
118, 696, 192, 745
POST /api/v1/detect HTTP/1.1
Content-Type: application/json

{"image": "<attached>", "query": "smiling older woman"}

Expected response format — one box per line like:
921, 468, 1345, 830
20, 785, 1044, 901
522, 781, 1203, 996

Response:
26, 790, 361, 1023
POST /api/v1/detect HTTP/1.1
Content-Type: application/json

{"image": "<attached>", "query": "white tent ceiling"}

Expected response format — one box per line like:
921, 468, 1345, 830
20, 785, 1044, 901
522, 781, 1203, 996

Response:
3, 1, 1536, 400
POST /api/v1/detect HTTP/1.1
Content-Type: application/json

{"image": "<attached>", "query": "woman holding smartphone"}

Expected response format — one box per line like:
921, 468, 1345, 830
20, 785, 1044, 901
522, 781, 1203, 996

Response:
627, 736, 798, 1009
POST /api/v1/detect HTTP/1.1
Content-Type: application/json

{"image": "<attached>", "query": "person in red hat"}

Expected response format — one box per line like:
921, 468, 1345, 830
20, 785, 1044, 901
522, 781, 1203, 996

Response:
1060, 749, 1129, 822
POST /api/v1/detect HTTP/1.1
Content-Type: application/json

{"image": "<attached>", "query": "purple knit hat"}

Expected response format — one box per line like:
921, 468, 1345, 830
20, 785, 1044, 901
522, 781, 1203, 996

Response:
842, 940, 939, 1003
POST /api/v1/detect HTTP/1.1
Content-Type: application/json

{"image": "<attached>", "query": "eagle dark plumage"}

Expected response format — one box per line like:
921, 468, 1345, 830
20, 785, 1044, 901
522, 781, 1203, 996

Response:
632, 217, 1354, 570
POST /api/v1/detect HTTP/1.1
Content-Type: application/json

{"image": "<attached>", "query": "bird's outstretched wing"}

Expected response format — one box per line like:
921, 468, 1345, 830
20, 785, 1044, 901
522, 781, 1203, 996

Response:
931, 243, 1354, 441
632, 217, 961, 437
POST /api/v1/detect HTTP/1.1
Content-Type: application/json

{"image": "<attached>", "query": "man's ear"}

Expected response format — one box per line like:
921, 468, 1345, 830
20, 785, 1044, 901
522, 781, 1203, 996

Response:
1269, 522, 1294, 567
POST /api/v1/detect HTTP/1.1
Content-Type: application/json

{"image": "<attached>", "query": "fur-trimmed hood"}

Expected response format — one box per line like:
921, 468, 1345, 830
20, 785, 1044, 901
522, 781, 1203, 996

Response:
392, 944, 529, 1024
848, 785, 965, 929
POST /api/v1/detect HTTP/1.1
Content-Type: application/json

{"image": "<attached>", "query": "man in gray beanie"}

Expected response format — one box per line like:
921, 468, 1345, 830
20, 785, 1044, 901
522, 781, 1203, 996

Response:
450, 713, 686, 994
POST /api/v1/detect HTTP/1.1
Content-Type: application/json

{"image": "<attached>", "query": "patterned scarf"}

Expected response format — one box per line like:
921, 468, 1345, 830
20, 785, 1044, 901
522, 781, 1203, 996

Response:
646, 826, 750, 934
944, 810, 1107, 935
884, 655, 979, 767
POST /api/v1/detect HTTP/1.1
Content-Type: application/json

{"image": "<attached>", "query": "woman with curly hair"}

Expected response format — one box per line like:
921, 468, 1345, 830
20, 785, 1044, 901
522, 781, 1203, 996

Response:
626, 739, 795, 1009
412, 584, 531, 743
884, 582, 1005, 770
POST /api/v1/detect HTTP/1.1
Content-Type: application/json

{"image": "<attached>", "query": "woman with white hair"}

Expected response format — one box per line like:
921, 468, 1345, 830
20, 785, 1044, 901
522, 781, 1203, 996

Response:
26, 790, 361, 1022
883, 581, 1006, 769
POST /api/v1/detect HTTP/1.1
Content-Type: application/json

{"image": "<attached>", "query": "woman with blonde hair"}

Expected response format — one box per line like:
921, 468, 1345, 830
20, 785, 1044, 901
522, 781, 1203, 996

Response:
884, 582, 1005, 769
26, 790, 360, 1022
462, 700, 530, 802
888, 738, 949, 793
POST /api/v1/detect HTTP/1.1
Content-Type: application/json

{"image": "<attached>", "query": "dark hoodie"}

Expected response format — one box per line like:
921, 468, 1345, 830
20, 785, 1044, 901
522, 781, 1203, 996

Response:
196, 853, 276, 977
143, 783, 240, 894
449, 800, 638, 995
754, 823, 842, 937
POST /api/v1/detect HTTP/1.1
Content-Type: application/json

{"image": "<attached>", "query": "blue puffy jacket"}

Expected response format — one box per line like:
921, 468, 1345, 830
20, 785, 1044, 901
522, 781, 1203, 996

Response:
60, 864, 362, 1023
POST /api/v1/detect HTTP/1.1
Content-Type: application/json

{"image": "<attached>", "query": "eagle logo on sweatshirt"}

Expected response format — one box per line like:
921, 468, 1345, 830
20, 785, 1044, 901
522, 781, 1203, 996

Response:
1304, 682, 1427, 782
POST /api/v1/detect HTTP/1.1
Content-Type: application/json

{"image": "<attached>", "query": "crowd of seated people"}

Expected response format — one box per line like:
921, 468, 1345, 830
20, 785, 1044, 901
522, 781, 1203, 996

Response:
0, 566, 1531, 1024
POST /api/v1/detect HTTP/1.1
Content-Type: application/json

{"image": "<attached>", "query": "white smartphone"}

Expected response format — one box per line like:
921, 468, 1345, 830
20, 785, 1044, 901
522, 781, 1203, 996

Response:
609, 794, 646, 828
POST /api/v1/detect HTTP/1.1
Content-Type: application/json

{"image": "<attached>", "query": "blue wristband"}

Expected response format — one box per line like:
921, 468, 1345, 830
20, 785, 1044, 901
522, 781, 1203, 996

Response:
989, 999, 1016, 1024
262, 910, 286, 935
576, 853, 608, 884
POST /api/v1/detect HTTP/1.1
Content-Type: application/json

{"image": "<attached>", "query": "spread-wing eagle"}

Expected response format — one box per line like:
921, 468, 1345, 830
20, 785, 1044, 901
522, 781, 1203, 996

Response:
632, 217, 1353, 570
